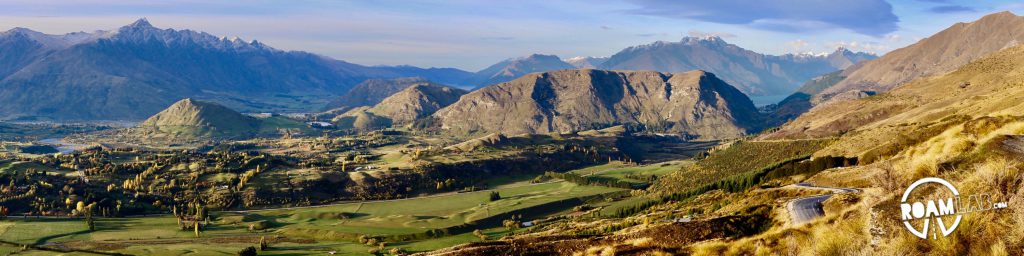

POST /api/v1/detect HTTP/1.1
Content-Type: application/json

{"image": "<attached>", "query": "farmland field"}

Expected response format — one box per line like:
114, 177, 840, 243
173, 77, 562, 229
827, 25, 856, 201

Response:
571, 160, 690, 182
247, 181, 622, 236
0, 180, 621, 255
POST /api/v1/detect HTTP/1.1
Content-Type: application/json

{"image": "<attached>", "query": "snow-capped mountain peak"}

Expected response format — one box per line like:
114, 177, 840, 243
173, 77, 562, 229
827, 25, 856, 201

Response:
126, 18, 154, 29
563, 56, 609, 69
110, 18, 278, 53
1, 27, 111, 49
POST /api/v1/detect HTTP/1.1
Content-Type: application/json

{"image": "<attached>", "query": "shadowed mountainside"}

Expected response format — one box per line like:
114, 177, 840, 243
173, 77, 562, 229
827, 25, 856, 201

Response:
468, 54, 576, 88
322, 77, 437, 112
816, 11, 1024, 103
434, 69, 764, 139
0, 19, 471, 121
767, 44, 1024, 140
598, 37, 874, 96
333, 83, 467, 129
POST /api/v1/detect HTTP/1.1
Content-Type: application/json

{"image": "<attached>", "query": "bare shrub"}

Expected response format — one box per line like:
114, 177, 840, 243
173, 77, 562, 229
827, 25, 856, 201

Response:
870, 163, 904, 195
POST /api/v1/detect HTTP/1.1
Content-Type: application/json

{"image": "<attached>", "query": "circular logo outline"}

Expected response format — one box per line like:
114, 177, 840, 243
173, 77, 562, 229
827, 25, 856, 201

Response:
900, 177, 962, 239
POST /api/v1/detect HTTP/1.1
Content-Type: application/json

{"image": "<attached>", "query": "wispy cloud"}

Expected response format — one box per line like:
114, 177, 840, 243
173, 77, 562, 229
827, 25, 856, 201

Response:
885, 34, 901, 42
480, 36, 515, 41
785, 39, 809, 52
687, 29, 736, 38
928, 5, 975, 13
623, 0, 899, 36
0, 0, 1009, 69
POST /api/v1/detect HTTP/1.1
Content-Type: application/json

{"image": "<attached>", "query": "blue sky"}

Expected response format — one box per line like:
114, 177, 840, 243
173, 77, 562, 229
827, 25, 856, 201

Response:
0, 0, 1021, 70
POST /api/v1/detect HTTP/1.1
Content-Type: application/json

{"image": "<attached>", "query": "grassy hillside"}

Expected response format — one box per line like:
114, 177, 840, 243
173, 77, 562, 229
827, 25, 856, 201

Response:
769, 44, 1024, 140
651, 139, 833, 193
129, 99, 312, 144
453, 39, 1024, 256
770, 70, 848, 123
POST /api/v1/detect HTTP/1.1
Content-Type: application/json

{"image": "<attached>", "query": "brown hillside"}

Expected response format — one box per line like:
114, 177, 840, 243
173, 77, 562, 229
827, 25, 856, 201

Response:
766, 44, 1024, 142
818, 11, 1024, 102
322, 77, 434, 112
433, 69, 763, 139
369, 83, 467, 124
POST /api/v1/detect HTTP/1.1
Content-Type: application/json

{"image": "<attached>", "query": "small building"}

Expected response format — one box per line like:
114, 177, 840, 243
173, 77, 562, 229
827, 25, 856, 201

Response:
307, 121, 334, 128
247, 113, 274, 118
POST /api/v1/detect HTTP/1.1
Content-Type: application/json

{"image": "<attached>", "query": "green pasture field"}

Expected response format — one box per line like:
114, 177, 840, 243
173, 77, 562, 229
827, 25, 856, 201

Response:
0, 181, 620, 255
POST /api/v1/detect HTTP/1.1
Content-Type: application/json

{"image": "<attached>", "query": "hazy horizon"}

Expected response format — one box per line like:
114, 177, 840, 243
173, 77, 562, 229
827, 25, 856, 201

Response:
0, 0, 1020, 71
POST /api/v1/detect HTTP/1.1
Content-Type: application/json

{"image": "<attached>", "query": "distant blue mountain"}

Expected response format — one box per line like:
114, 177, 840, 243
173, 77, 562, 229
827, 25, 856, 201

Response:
0, 18, 471, 121
467, 38, 876, 95
466, 54, 576, 88
598, 36, 877, 96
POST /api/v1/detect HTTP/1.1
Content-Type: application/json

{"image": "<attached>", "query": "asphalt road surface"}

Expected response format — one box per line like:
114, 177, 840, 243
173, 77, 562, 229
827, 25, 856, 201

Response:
785, 183, 858, 224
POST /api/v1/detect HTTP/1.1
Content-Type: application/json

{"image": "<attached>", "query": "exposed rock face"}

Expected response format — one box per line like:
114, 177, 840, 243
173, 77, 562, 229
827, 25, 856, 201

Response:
368, 83, 467, 124
818, 11, 1024, 102
433, 69, 764, 139
598, 37, 875, 96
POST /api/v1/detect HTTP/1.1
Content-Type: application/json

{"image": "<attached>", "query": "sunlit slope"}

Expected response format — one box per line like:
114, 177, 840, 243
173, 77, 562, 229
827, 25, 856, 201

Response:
768, 44, 1024, 157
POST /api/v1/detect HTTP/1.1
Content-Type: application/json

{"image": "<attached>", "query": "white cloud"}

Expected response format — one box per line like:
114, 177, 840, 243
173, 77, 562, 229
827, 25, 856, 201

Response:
785, 39, 809, 52
625, 0, 900, 36
687, 29, 736, 38
885, 33, 901, 42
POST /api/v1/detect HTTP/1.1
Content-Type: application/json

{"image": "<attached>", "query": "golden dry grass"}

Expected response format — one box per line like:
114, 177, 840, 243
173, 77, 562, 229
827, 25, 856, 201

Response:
686, 139, 1024, 255
687, 46, 1024, 255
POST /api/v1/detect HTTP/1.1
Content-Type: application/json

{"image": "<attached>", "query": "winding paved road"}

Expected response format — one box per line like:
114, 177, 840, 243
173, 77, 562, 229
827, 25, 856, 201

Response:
784, 183, 859, 225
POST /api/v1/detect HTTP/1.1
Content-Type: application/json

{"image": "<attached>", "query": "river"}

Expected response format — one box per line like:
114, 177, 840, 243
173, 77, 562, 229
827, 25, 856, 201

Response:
37, 138, 90, 154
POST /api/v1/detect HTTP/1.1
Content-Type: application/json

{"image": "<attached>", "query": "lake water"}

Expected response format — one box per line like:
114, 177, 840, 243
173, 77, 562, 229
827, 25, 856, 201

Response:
37, 138, 90, 154
748, 95, 790, 107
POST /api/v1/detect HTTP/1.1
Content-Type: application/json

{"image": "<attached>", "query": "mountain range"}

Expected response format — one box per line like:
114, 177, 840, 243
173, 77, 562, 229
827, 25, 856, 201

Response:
766, 43, 1024, 142
770, 11, 1024, 124
432, 69, 764, 139
466, 54, 576, 89
0, 19, 469, 121
815, 11, 1024, 102
0, 18, 874, 122
598, 37, 875, 96
465, 37, 875, 96
564, 56, 609, 69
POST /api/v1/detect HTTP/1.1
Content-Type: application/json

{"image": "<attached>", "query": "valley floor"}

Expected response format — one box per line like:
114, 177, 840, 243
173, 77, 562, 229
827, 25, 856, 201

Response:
0, 161, 681, 255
